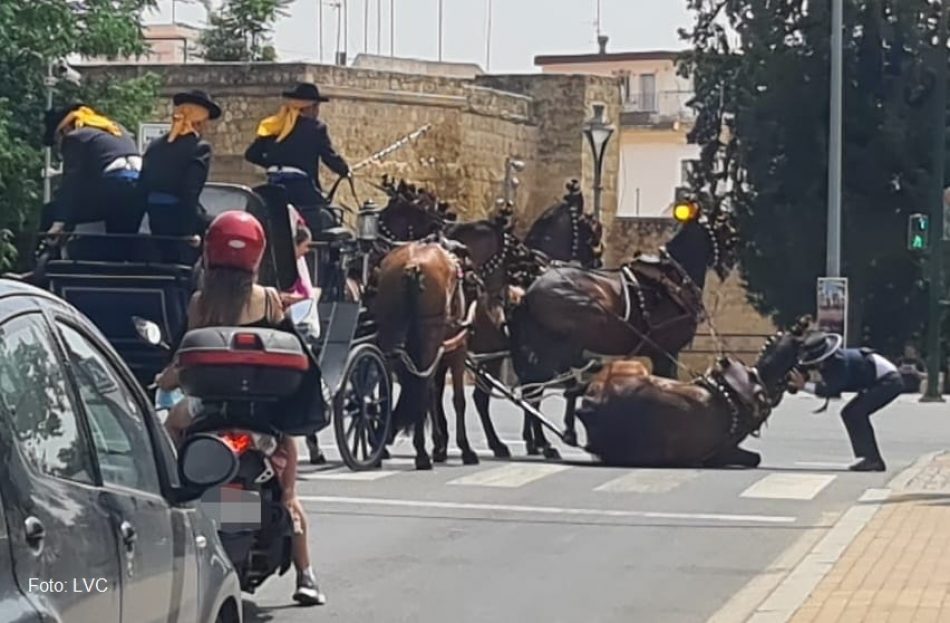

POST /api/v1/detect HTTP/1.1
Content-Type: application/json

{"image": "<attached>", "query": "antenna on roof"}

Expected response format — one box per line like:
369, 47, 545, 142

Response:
595, 0, 602, 37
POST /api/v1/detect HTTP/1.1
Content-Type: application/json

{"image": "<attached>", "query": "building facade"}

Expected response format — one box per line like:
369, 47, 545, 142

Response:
535, 49, 699, 218
83, 23, 203, 64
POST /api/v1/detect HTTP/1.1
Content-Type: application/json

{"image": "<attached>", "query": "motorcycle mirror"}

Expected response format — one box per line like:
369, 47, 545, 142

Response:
178, 434, 239, 489
132, 316, 165, 347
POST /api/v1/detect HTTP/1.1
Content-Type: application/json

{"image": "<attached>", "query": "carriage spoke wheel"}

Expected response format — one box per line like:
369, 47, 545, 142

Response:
334, 343, 393, 471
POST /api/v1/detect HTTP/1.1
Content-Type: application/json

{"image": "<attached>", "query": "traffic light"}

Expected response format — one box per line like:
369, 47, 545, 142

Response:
673, 187, 700, 223
908, 213, 930, 251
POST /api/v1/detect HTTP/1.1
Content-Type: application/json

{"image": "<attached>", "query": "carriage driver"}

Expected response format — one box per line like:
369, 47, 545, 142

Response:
788, 333, 902, 472
244, 82, 350, 235
138, 89, 221, 263
43, 103, 142, 259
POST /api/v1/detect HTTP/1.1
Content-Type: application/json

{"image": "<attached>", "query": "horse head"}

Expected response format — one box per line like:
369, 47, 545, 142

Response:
378, 177, 455, 242
753, 316, 812, 408
664, 192, 739, 288
524, 179, 603, 268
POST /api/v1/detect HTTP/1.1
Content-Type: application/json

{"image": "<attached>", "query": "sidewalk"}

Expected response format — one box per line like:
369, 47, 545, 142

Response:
789, 452, 950, 623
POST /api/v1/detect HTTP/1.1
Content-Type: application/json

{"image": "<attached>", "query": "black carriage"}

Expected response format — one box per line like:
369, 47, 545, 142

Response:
22, 181, 392, 471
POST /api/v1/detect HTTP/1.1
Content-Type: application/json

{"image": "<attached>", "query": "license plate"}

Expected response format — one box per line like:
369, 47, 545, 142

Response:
201, 487, 262, 532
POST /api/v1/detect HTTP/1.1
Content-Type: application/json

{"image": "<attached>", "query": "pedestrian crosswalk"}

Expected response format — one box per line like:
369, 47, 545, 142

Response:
294, 444, 851, 503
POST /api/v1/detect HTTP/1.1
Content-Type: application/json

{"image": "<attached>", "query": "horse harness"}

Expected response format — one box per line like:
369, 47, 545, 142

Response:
695, 359, 773, 460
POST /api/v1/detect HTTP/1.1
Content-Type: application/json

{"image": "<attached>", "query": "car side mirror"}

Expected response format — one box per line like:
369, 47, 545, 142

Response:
132, 316, 168, 350
177, 434, 238, 497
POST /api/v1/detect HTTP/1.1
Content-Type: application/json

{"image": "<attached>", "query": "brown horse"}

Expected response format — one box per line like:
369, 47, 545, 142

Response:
506, 208, 739, 451
575, 319, 809, 467
372, 240, 476, 469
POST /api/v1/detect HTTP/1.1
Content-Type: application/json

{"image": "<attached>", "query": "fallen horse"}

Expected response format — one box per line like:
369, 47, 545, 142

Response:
575, 318, 810, 468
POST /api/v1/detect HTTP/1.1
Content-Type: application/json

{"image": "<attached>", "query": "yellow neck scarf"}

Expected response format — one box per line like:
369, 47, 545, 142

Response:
256, 99, 313, 143
168, 103, 210, 142
56, 106, 122, 138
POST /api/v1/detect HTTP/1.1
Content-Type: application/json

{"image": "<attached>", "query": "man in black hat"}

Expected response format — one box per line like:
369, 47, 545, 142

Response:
43, 103, 142, 258
244, 82, 350, 235
788, 332, 902, 471
139, 90, 222, 263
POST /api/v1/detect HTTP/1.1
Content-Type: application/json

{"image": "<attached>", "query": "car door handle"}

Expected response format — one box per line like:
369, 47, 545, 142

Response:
119, 520, 137, 551
24, 516, 45, 546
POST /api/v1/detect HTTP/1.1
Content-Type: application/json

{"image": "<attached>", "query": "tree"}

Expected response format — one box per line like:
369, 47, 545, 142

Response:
200, 0, 290, 62
0, 0, 159, 269
679, 0, 944, 356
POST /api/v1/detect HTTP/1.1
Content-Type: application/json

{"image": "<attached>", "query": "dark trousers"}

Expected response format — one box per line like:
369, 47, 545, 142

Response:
146, 197, 200, 265
64, 176, 142, 261
841, 372, 902, 460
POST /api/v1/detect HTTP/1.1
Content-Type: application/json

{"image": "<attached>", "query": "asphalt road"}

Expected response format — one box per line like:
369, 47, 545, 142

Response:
243, 391, 950, 623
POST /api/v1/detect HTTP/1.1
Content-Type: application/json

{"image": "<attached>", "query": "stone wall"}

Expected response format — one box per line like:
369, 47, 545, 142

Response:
607, 216, 776, 377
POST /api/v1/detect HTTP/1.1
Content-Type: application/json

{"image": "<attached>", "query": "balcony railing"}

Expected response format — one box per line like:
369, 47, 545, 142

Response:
621, 90, 696, 127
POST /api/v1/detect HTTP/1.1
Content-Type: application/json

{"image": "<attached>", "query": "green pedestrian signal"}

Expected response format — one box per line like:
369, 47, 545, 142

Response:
908, 213, 930, 251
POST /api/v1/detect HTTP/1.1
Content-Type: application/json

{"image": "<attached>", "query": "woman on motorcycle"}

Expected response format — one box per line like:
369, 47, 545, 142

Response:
157, 210, 326, 606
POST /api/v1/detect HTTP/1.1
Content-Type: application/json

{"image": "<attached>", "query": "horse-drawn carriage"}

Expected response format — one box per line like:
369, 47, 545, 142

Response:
19, 181, 394, 471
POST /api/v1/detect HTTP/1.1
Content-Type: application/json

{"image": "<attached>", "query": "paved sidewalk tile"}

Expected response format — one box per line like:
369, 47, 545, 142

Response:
788, 453, 950, 623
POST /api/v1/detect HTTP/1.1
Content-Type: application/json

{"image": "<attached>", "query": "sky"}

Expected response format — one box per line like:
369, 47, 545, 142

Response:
146, 0, 693, 73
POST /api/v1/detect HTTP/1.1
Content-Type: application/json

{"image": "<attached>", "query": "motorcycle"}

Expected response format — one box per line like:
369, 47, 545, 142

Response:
134, 299, 328, 593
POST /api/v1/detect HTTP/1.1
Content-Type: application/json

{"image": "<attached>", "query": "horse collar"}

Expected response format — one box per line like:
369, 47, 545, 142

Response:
701, 218, 721, 273
570, 206, 580, 259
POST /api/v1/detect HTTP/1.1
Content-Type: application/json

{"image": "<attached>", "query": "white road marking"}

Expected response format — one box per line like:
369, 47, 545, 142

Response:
446, 463, 571, 488
594, 469, 701, 493
298, 470, 399, 481
740, 474, 836, 500
793, 461, 853, 469
299, 495, 797, 524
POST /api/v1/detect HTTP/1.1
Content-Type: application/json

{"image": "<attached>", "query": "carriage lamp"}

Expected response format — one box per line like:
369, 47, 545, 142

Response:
673, 201, 700, 223
357, 199, 382, 242
583, 104, 615, 222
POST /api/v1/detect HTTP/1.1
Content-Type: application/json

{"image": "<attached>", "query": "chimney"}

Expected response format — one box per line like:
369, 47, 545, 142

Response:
597, 34, 609, 55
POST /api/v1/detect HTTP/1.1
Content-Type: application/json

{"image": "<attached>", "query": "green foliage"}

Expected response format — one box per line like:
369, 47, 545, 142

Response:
0, 0, 158, 270
679, 0, 945, 355
200, 0, 290, 62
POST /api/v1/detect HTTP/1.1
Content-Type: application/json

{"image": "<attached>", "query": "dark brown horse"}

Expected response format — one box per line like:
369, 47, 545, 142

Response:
506, 208, 739, 451
372, 240, 476, 469
575, 318, 809, 467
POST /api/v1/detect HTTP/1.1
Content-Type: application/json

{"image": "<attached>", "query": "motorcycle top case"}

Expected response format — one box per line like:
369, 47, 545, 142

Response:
178, 327, 309, 401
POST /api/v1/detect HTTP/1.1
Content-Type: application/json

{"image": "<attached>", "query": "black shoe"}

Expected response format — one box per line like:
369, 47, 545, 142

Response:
293, 573, 326, 606
849, 457, 886, 472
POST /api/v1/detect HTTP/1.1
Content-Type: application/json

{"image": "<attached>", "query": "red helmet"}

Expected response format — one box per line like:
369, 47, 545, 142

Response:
204, 211, 266, 272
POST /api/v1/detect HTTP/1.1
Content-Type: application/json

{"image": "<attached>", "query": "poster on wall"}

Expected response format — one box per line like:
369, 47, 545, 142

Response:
138, 122, 170, 153
816, 277, 848, 342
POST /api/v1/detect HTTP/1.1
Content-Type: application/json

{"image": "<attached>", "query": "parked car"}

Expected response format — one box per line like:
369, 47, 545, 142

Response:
0, 278, 243, 623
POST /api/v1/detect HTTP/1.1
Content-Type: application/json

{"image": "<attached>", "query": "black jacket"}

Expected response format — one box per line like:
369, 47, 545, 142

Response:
54, 126, 139, 225
244, 117, 349, 191
139, 133, 212, 214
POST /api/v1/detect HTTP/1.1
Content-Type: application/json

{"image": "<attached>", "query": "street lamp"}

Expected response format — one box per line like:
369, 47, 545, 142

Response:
582, 103, 615, 222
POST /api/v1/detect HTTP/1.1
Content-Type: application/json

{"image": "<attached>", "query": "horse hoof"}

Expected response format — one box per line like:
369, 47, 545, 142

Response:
526, 443, 541, 456
562, 430, 578, 447
461, 451, 480, 465
491, 444, 512, 459
380, 448, 391, 460
309, 452, 327, 466
415, 456, 433, 471
543, 446, 561, 461
746, 453, 762, 468
433, 448, 448, 463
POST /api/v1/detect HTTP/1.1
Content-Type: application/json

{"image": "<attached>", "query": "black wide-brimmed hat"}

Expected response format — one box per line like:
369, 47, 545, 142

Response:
799, 331, 844, 366
173, 89, 222, 120
281, 82, 330, 102
42, 103, 83, 146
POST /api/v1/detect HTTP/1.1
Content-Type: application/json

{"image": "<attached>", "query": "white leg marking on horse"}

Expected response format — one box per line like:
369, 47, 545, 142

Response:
297, 495, 797, 524
446, 464, 571, 488
594, 469, 701, 493
740, 474, 836, 500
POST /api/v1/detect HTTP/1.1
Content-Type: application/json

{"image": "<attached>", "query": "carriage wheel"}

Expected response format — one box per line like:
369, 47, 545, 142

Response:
334, 343, 393, 471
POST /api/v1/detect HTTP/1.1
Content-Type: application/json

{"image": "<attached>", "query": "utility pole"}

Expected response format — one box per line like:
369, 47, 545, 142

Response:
437, 0, 444, 62
923, 0, 948, 402
827, 0, 843, 277
364, 0, 369, 52
390, 0, 394, 56
485, 0, 492, 71
319, 0, 324, 62
377, 0, 382, 54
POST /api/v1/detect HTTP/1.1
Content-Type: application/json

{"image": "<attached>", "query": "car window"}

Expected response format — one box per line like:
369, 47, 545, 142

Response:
0, 314, 95, 484
57, 323, 162, 495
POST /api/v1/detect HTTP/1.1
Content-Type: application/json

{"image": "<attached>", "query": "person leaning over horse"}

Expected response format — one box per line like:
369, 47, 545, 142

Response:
788, 333, 902, 472
156, 211, 327, 606
43, 103, 142, 259
138, 90, 221, 264
244, 82, 350, 235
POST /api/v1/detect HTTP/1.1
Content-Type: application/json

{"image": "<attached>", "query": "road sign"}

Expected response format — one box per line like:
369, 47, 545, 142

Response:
908, 213, 929, 250
817, 277, 848, 342
137, 122, 170, 153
